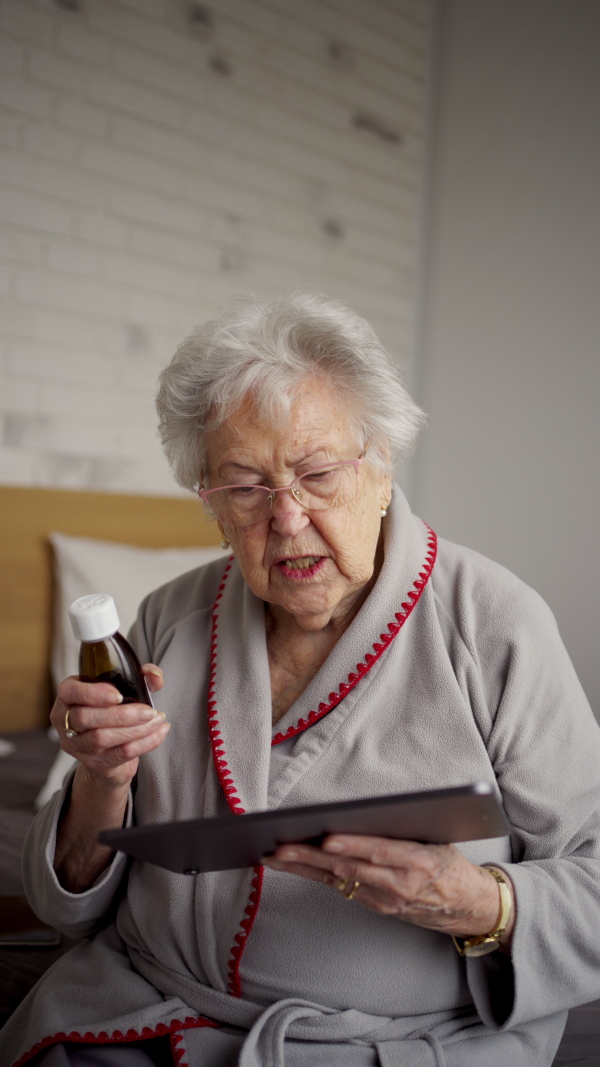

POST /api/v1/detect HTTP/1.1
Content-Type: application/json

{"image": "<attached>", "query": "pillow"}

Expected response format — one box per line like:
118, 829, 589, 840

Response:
36, 532, 226, 809
49, 531, 226, 688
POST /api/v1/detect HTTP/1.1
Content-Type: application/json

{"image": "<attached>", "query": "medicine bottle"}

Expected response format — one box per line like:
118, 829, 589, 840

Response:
68, 593, 153, 706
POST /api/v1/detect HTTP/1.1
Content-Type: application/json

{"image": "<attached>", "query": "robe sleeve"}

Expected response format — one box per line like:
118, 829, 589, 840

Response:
458, 577, 600, 1028
21, 770, 133, 941
19, 603, 159, 940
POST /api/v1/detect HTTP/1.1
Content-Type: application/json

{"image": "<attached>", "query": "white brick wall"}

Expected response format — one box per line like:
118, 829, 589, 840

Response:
0, 0, 432, 496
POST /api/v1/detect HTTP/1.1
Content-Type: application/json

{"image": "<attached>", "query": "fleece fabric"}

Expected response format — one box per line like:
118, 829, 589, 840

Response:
2, 489, 600, 1067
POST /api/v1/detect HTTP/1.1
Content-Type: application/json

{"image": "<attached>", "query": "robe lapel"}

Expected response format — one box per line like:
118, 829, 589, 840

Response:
207, 558, 272, 814
266, 489, 437, 807
207, 489, 436, 815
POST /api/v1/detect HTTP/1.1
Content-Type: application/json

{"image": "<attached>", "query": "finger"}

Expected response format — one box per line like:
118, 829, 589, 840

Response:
270, 843, 335, 871
266, 842, 428, 898
57, 676, 125, 709
264, 855, 375, 904
84, 721, 171, 767
142, 664, 164, 693
71, 713, 167, 752
264, 851, 415, 915
322, 834, 436, 867
266, 844, 364, 884
61, 701, 161, 735
264, 851, 420, 914
264, 855, 344, 889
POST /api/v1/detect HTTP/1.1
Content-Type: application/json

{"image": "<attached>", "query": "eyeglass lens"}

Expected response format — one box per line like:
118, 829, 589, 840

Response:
205, 463, 359, 526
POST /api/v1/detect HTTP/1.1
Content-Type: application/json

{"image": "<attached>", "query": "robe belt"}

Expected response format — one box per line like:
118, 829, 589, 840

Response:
130, 949, 464, 1066
237, 998, 446, 1067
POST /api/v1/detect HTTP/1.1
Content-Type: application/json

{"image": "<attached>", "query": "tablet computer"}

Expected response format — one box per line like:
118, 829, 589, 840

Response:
99, 782, 509, 875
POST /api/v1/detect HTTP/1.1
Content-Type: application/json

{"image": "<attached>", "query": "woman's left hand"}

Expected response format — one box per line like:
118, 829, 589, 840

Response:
263, 835, 514, 951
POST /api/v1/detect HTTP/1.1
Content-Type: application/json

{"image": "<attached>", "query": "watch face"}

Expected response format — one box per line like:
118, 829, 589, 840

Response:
464, 938, 500, 957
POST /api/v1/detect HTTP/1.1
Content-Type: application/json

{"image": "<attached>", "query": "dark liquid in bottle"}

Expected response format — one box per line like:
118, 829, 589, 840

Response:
79, 631, 152, 706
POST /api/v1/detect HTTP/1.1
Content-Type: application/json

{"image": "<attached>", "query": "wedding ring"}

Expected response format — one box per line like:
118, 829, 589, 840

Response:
336, 878, 360, 900
64, 709, 79, 739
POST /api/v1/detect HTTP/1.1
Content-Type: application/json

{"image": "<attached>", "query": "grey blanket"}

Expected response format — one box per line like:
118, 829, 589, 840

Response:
2, 489, 600, 1067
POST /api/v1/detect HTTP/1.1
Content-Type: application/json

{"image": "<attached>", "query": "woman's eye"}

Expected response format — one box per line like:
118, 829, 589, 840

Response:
304, 468, 334, 482
229, 485, 261, 496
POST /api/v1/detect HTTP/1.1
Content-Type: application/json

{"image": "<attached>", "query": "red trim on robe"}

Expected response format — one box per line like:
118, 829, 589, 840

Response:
272, 524, 438, 744
14, 1016, 219, 1067
208, 525, 437, 999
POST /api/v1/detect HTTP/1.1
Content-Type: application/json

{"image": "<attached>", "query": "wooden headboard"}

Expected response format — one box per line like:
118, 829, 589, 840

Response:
0, 486, 220, 734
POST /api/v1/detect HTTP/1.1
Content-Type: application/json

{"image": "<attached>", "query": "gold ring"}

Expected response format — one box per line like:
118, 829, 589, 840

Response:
64, 709, 78, 739
337, 878, 360, 900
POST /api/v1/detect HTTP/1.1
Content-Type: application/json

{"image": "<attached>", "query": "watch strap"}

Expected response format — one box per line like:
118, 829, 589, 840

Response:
452, 866, 512, 957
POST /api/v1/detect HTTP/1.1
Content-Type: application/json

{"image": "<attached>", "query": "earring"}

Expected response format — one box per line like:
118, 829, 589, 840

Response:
220, 537, 230, 550
380, 499, 390, 518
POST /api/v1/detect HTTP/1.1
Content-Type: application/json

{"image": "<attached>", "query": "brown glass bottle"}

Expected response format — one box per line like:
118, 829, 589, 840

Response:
69, 593, 153, 707
79, 631, 152, 705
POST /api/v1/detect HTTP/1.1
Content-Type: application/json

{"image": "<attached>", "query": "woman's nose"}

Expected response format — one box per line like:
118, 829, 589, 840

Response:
268, 488, 311, 537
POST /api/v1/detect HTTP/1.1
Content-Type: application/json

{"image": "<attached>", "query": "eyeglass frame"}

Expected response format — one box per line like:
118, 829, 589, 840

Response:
197, 455, 366, 527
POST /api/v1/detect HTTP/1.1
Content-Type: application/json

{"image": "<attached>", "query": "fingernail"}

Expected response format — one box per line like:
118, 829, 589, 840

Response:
281, 848, 298, 861
324, 839, 344, 852
145, 667, 163, 678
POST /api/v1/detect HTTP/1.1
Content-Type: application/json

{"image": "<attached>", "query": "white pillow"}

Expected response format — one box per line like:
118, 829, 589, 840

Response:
36, 532, 226, 809
50, 531, 225, 688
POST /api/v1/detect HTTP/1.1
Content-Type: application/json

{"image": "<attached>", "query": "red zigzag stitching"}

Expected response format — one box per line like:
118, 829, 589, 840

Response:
272, 523, 437, 744
14, 1017, 219, 1067
207, 556, 265, 998
207, 525, 437, 999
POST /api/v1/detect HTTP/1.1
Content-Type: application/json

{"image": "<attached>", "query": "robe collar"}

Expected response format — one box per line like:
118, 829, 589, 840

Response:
207, 487, 437, 815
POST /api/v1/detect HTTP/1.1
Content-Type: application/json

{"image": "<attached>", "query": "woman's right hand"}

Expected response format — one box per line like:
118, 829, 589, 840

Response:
50, 666, 169, 891
50, 665, 170, 793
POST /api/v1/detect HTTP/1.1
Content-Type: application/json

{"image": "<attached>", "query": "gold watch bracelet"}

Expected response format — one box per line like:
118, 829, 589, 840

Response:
452, 865, 512, 957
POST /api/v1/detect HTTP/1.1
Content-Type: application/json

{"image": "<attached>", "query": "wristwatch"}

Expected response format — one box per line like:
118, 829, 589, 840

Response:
452, 866, 512, 957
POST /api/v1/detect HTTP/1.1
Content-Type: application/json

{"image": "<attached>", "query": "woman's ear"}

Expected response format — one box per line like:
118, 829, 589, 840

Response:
380, 472, 392, 514
373, 443, 392, 505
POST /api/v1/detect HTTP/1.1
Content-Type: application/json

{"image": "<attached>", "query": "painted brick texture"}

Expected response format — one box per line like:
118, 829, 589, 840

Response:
0, 0, 432, 495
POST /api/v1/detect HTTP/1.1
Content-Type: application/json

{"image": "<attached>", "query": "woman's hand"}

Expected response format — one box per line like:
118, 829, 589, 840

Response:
50, 665, 169, 892
263, 835, 515, 953
50, 665, 169, 792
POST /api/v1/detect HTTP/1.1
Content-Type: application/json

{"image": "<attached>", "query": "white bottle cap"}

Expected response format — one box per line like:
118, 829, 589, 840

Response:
69, 593, 120, 642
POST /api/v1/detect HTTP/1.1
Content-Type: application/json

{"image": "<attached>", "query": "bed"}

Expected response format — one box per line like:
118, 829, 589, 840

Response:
0, 486, 598, 1062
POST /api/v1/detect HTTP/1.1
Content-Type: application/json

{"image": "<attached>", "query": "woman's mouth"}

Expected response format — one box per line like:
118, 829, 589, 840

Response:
276, 556, 326, 579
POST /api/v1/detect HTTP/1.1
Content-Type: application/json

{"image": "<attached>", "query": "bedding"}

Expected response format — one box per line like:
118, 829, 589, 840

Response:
36, 533, 225, 809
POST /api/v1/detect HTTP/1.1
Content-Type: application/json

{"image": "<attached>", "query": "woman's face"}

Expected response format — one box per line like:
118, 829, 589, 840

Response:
205, 378, 391, 632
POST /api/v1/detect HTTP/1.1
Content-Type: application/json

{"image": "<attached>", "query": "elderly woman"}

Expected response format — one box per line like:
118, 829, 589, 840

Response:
2, 292, 600, 1067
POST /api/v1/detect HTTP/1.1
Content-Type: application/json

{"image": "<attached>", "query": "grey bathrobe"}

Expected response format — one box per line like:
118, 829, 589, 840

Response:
2, 490, 600, 1067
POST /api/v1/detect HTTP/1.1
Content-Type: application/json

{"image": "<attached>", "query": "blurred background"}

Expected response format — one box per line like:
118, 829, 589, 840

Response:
0, 0, 598, 715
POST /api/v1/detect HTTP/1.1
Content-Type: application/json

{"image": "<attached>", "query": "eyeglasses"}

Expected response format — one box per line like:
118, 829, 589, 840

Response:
198, 457, 365, 527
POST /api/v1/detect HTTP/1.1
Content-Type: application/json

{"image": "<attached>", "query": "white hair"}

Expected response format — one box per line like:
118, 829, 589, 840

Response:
156, 290, 426, 491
